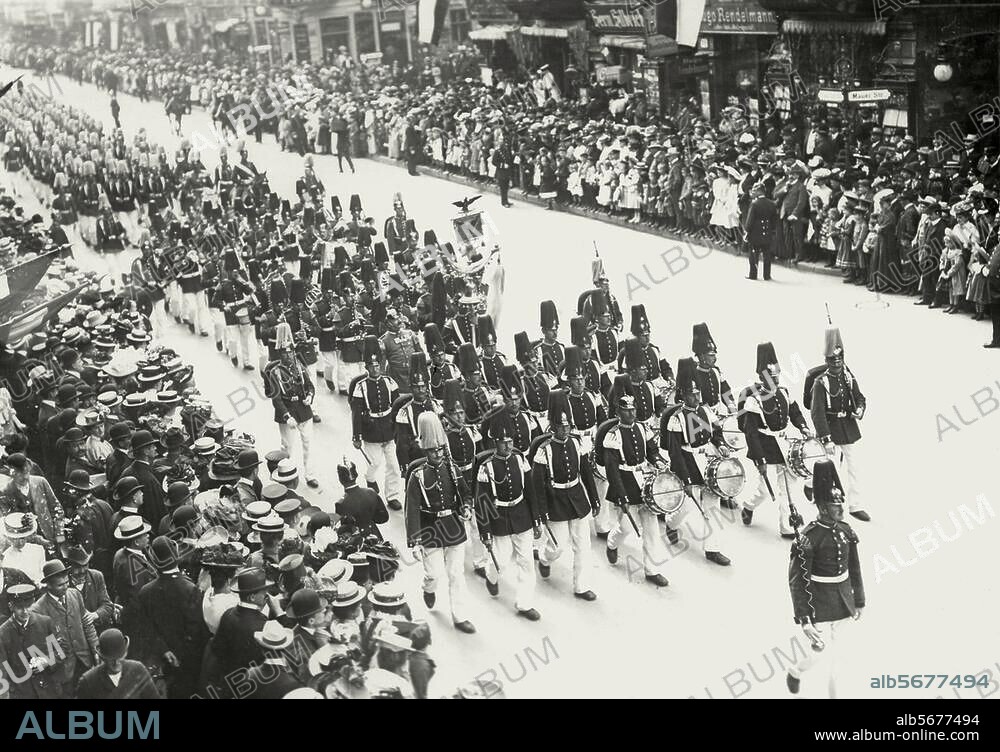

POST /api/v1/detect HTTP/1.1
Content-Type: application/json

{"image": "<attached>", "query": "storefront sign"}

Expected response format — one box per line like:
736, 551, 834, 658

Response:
817, 88, 845, 103
645, 34, 678, 58
585, 2, 654, 35
360, 52, 383, 65
596, 65, 632, 85
701, 0, 777, 35
847, 88, 891, 103
381, 22, 402, 33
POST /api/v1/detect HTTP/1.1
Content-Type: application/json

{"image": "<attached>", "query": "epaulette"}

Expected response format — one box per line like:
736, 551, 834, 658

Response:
838, 521, 859, 544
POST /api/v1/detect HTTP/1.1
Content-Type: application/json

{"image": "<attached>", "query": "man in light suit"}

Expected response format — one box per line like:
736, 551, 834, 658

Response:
30, 560, 99, 696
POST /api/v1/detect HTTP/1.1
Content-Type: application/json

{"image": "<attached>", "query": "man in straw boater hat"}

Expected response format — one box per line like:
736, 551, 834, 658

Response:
531, 392, 600, 602
241, 621, 306, 699
350, 334, 404, 510
738, 342, 814, 539
111, 515, 155, 635
77, 627, 160, 699
659, 358, 734, 567
806, 326, 869, 522
404, 411, 476, 634
602, 389, 672, 588
785, 459, 865, 697
475, 407, 543, 621
263, 321, 319, 488
0, 583, 64, 699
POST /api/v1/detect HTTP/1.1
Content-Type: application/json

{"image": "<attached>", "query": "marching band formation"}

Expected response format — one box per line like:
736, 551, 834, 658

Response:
0, 70, 869, 699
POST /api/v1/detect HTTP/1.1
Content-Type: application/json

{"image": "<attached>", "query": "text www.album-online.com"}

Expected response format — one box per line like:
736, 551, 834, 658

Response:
813, 730, 980, 742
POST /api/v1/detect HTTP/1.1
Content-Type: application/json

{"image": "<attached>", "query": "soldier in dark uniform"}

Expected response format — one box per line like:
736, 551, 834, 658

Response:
335, 459, 389, 543
478, 316, 506, 391
492, 132, 515, 208
404, 412, 476, 633
263, 323, 319, 488
809, 328, 869, 521
739, 343, 813, 538
608, 340, 663, 439
485, 365, 543, 452
456, 344, 491, 427
350, 336, 403, 510
444, 292, 480, 355
617, 304, 673, 397
744, 183, 779, 281
660, 358, 733, 566
384, 194, 412, 254
785, 459, 865, 696
314, 268, 341, 393
580, 255, 624, 332
568, 316, 602, 395
476, 411, 541, 620
531, 393, 599, 601
588, 293, 620, 395
424, 323, 458, 402
603, 392, 671, 586
214, 152, 236, 209
691, 323, 737, 414
538, 300, 564, 385
562, 347, 610, 536
334, 275, 367, 394
393, 353, 440, 470
295, 157, 325, 205
515, 332, 550, 428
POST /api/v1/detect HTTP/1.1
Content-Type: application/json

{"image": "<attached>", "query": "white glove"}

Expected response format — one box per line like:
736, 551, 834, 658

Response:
286, 417, 298, 429
409, 545, 424, 562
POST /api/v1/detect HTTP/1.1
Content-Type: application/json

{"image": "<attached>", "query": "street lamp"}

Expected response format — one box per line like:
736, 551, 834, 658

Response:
933, 62, 954, 82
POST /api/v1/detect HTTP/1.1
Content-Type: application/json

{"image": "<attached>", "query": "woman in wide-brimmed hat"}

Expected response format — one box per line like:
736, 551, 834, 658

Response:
1, 512, 46, 584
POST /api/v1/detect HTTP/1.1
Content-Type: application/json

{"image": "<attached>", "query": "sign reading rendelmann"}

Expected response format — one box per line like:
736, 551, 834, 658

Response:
700, 0, 777, 35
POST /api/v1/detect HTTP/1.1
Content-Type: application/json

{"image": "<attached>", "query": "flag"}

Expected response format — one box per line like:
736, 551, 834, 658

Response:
656, 0, 707, 48
0, 250, 60, 323
0, 283, 88, 344
418, 0, 451, 46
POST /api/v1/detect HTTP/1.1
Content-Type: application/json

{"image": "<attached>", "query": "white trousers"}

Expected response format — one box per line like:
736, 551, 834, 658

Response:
607, 504, 667, 577
422, 543, 469, 622
538, 516, 592, 594
744, 464, 800, 535
226, 323, 256, 368
466, 520, 488, 570
677, 487, 723, 553
789, 618, 850, 698
838, 444, 864, 512
337, 360, 364, 393
78, 215, 97, 246
183, 290, 210, 335
167, 281, 183, 319
211, 310, 226, 346
592, 476, 613, 535
149, 299, 169, 336
319, 351, 339, 387
116, 209, 140, 239
278, 418, 314, 478
485, 530, 536, 611
363, 439, 403, 502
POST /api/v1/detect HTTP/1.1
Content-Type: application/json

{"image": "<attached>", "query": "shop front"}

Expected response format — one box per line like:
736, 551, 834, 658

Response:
584, 1, 661, 109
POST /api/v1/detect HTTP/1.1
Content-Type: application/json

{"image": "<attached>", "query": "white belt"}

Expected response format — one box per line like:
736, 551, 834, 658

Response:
619, 463, 645, 473
597, 361, 617, 374
811, 572, 848, 584
456, 462, 474, 472
758, 426, 786, 438
368, 409, 391, 418
495, 496, 523, 508
528, 409, 546, 420
422, 509, 454, 518
550, 478, 579, 490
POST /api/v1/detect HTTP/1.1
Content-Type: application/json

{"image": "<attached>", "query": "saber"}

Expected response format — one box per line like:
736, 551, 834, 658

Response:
825, 302, 832, 325
543, 519, 558, 547
358, 445, 372, 465
683, 484, 707, 518
756, 462, 776, 502
621, 502, 641, 537
485, 539, 501, 574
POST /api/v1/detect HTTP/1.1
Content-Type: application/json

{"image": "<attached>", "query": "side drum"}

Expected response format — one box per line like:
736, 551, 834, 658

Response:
787, 438, 827, 479
705, 456, 746, 499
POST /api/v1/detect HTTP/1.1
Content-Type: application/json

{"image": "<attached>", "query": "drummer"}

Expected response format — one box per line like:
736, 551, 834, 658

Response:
738, 343, 814, 539
562, 347, 610, 537
659, 358, 734, 567
617, 305, 674, 397
691, 323, 738, 415
603, 392, 671, 587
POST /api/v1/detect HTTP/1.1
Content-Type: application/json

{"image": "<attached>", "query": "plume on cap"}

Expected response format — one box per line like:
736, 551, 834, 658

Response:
274, 322, 294, 351
416, 411, 447, 450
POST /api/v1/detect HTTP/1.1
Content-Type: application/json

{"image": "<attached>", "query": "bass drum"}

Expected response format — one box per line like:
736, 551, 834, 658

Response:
705, 456, 746, 500
720, 414, 747, 453
642, 469, 690, 527
787, 438, 826, 479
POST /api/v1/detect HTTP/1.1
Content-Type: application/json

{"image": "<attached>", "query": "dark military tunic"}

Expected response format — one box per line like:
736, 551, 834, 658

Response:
810, 369, 865, 446
394, 398, 440, 468
475, 452, 538, 537
660, 404, 724, 486
592, 327, 619, 392
531, 436, 598, 521
350, 376, 399, 444
539, 340, 566, 379
404, 461, 469, 549
481, 351, 507, 391
483, 409, 538, 454
740, 384, 809, 464
603, 421, 659, 504
788, 520, 865, 624
520, 372, 550, 415
694, 365, 734, 411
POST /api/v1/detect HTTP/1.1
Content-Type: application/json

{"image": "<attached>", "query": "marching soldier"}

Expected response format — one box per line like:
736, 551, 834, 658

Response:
618, 305, 674, 396
214, 151, 236, 209
660, 358, 733, 566
444, 290, 480, 355
478, 316, 507, 391
588, 293, 620, 395
608, 342, 662, 435
218, 270, 257, 371
691, 323, 737, 415
314, 268, 341, 392
808, 328, 869, 521
263, 323, 319, 488
441, 379, 489, 577
424, 323, 458, 402
785, 459, 865, 697
384, 193, 414, 254
514, 332, 550, 427
95, 201, 128, 280
568, 316, 602, 395
350, 336, 403, 511
563, 347, 611, 536
404, 412, 476, 634
739, 343, 813, 538
475, 411, 542, 620
530, 393, 600, 602
538, 300, 565, 384
456, 344, 492, 427
602, 392, 671, 587
393, 353, 440, 470
379, 308, 421, 394
295, 156, 325, 205
334, 275, 367, 395
484, 365, 544, 452
580, 254, 624, 332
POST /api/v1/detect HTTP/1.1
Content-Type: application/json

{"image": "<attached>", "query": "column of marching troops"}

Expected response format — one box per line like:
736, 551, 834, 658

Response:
2, 88, 867, 695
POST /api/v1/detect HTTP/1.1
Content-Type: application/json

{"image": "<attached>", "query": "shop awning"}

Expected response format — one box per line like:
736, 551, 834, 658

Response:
468, 24, 519, 41
520, 26, 569, 39
782, 18, 885, 35
598, 34, 646, 52
883, 108, 908, 130
214, 19, 241, 34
